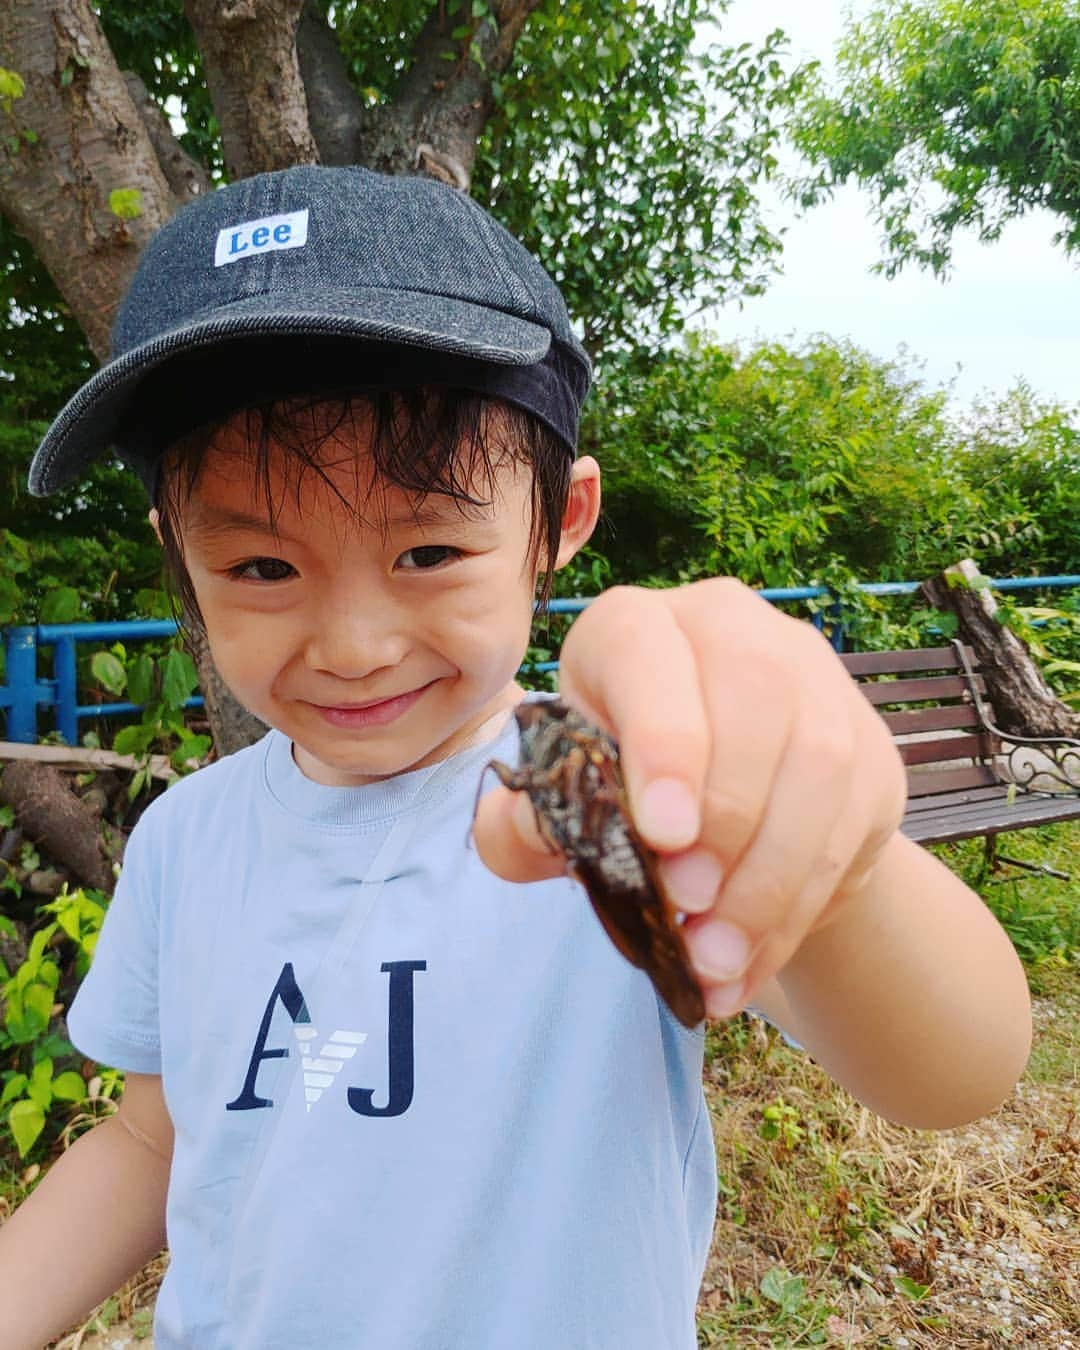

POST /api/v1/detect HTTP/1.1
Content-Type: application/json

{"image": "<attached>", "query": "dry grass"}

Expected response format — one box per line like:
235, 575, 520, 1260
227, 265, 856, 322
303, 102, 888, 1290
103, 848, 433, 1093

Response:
697, 1002, 1079, 1348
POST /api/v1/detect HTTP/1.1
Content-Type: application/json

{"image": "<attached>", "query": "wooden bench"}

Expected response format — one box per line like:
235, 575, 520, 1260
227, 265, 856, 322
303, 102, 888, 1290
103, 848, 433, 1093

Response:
839, 641, 1080, 872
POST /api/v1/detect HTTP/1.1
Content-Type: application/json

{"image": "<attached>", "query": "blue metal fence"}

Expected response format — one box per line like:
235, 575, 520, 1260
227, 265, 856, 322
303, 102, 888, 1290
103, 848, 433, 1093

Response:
2, 575, 1078, 745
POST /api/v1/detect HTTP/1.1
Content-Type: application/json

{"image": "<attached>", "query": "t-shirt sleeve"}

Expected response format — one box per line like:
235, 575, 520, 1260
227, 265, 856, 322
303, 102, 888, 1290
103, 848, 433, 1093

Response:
66, 811, 162, 1074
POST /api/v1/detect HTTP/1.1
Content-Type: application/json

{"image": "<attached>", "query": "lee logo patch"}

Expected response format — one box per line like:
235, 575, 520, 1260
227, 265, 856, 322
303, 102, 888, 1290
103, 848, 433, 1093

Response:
214, 208, 309, 267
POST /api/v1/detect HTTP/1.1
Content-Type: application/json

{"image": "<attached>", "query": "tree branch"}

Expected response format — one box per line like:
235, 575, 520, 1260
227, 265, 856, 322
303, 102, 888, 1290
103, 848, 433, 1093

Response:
0, 0, 180, 358
295, 1, 367, 167
183, 0, 318, 179
121, 70, 210, 205
355, 0, 546, 188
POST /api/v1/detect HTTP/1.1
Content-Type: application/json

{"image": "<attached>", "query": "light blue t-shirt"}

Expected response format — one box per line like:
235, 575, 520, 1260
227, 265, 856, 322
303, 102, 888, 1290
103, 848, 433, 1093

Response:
68, 709, 717, 1349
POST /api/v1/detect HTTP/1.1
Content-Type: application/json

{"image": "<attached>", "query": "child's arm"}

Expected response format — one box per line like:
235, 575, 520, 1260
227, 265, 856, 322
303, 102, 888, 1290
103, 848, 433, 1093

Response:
475, 579, 1033, 1129
0, 1072, 172, 1350
749, 833, 1032, 1126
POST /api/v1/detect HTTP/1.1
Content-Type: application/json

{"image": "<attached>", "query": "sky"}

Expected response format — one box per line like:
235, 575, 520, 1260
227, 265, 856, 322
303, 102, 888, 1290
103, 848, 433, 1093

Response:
688, 0, 1080, 413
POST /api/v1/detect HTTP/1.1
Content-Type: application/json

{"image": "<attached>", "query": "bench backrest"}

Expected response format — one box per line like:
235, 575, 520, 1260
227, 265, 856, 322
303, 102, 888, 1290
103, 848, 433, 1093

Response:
839, 644, 1002, 798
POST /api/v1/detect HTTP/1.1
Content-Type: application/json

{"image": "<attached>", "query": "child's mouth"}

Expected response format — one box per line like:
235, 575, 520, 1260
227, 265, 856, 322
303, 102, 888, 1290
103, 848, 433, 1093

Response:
310, 683, 432, 729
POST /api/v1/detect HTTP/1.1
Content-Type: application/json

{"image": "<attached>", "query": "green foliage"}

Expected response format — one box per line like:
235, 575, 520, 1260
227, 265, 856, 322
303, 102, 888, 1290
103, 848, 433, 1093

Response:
473, 0, 811, 356
108, 188, 144, 221
0, 887, 108, 1157
581, 331, 1080, 600
0, 215, 161, 623
933, 823, 1080, 973
759, 1099, 806, 1150
0, 67, 25, 114
789, 0, 1080, 276
93, 0, 810, 361
87, 636, 211, 790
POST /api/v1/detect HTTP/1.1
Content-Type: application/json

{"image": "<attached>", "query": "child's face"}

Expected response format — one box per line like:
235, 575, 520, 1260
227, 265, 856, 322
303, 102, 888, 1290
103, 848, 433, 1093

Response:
160, 412, 598, 786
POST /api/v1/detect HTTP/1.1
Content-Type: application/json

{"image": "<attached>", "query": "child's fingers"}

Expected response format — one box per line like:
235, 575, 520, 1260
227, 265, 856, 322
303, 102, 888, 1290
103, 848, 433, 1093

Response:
557, 586, 713, 852
471, 784, 569, 884
680, 660, 857, 994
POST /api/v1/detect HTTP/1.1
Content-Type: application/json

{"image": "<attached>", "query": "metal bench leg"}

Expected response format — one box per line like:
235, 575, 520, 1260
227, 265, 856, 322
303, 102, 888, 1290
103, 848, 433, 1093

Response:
992, 854, 1071, 882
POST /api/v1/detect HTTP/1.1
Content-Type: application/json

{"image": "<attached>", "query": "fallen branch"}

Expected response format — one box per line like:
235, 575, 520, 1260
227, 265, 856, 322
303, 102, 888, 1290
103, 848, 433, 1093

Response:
0, 742, 177, 783
0, 762, 117, 891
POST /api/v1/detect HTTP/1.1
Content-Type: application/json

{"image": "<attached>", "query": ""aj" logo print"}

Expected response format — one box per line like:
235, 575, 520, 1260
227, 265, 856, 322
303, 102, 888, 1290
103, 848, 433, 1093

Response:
224, 960, 426, 1119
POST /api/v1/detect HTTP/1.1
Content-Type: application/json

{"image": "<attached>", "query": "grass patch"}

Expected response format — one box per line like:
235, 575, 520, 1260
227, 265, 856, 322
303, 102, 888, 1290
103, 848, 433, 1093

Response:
696, 1008, 1078, 1347
932, 822, 1079, 982
1027, 965, 1079, 1086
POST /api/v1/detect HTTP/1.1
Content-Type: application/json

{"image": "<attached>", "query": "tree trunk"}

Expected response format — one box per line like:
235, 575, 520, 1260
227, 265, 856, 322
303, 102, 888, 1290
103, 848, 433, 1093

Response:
921, 559, 1080, 739
183, 0, 318, 180
0, 0, 183, 357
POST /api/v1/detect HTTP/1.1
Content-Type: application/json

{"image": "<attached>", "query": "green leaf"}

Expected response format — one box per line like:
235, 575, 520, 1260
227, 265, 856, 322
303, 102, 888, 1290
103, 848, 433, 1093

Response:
0, 1074, 28, 1109
51, 1071, 87, 1103
113, 723, 154, 756
0, 67, 25, 103
127, 651, 155, 707
895, 1275, 929, 1300
161, 647, 198, 708
108, 188, 143, 220
30, 1057, 53, 1089
54, 905, 83, 942
40, 586, 80, 623
25, 1077, 51, 1112
23, 982, 54, 1030
8, 1099, 45, 1157
91, 650, 127, 696
759, 1266, 804, 1315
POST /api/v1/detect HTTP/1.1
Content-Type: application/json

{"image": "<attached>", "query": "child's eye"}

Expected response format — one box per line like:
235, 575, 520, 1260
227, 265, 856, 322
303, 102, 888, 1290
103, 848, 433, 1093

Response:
229, 557, 296, 582
397, 545, 460, 570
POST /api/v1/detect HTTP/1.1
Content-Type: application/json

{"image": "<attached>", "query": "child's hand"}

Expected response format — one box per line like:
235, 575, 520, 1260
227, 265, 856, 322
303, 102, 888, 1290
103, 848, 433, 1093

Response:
473, 579, 907, 1019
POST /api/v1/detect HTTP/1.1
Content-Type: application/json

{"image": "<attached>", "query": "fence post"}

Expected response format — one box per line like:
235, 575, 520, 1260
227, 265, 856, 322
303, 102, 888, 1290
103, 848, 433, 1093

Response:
827, 601, 846, 653
3, 626, 39, 743
54, 635, 78, 746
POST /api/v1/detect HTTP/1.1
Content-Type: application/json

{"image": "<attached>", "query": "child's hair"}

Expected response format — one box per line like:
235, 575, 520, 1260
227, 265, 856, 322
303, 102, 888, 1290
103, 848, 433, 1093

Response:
154, 384, 573, 631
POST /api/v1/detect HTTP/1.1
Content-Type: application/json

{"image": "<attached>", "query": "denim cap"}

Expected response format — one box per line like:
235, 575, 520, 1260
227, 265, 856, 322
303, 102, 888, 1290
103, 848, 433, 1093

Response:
27, 164, 592, 497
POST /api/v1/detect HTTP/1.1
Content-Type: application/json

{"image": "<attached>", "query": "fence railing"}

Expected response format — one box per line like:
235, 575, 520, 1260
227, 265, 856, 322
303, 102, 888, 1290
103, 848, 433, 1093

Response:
2, 575, 1078, 745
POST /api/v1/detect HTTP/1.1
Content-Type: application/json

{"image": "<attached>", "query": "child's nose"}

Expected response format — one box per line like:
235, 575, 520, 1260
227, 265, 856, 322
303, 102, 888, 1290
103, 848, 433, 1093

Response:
303, 601, 410, 679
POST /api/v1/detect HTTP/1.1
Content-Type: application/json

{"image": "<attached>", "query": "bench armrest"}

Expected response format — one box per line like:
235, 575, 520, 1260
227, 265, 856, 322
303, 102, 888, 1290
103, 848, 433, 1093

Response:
991, 731, 1080, 796
950, 639, 1080, 796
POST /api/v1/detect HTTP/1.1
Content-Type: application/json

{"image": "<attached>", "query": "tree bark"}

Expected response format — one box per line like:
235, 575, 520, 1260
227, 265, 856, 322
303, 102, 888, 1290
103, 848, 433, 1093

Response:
353, 0, 545, 184
121, 71, 211, 205
295, 2, 367, 167
0, 0, 182, 358
921, 560, 1080, 739
183, 0, 319, 179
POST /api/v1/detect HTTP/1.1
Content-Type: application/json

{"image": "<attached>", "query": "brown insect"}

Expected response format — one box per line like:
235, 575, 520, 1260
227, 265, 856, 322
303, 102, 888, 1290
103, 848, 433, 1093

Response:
486, 699, 705, 1028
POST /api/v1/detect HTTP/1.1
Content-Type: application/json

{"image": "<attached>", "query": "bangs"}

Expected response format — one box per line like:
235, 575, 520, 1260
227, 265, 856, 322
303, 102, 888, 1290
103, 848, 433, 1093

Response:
154, 386, 572, 632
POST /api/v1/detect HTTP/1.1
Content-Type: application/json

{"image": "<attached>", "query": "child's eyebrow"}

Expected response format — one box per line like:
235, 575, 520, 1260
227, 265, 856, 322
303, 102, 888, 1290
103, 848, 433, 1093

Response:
186, 501, 485, 540
186, 507, 295, 541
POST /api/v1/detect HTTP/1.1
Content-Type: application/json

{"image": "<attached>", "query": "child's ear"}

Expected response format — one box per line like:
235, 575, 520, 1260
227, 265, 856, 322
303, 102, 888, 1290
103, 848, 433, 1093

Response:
148, 507, 164, 546
554, 455, 601, 569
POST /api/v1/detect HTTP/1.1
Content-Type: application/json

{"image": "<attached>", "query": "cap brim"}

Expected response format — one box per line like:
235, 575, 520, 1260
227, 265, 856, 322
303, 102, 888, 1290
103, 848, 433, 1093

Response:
28, 287, 552, 496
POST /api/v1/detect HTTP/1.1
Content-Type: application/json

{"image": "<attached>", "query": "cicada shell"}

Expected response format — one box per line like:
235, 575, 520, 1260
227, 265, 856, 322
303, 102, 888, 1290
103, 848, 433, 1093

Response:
486, 699, 705, 1029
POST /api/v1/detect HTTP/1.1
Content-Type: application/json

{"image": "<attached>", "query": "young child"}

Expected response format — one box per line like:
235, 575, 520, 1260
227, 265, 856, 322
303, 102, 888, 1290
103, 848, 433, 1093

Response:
1, 166, 1030, 1350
